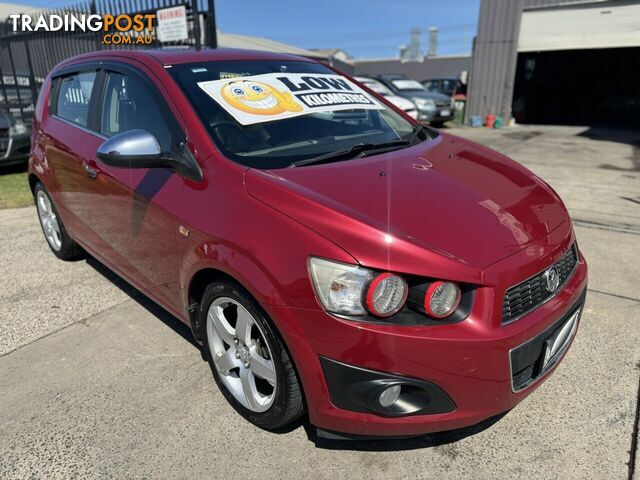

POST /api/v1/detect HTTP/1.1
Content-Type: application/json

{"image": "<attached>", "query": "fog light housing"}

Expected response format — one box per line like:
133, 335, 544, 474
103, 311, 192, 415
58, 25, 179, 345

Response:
378, 384, 402, 408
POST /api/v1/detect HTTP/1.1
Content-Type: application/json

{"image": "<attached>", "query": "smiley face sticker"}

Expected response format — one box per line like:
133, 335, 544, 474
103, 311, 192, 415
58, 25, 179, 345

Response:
221, 80, 303, 115
198, 72, 382, 125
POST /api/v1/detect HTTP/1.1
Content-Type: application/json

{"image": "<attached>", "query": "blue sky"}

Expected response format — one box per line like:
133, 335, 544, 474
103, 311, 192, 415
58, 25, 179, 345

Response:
217, 0, 480, 58
17, 0, 480, 59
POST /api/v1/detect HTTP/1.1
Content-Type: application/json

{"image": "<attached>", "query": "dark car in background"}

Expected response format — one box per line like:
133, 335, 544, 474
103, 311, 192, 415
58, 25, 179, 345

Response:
422, 78, 467, 99
371, 74, 454, 127
0, 73, 42, 168
0, 108, 30, 167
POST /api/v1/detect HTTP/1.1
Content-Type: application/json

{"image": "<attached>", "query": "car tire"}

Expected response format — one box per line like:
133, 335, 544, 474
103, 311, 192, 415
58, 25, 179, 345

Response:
33, 182, 83, 261
199, 281, 305, 430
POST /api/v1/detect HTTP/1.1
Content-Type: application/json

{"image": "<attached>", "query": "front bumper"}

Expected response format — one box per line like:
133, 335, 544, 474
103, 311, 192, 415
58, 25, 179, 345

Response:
0, 133, 30, 165
417, 108, 455, 123
267, 247, 588, 437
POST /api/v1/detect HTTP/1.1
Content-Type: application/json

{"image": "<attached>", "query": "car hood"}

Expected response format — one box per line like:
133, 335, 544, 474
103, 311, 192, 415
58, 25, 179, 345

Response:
244, 133, 568, 279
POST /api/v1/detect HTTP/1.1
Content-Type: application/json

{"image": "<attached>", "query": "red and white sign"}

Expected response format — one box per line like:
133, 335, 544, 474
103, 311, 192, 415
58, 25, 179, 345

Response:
156, 6, 188, 42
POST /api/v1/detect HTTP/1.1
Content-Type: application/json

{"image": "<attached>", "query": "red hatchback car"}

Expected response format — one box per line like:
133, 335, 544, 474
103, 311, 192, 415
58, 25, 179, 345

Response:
29, 49, 587, 439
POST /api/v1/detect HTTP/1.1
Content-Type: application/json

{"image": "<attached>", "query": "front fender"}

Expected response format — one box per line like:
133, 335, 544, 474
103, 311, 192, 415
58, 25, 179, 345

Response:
177, 160, 357, 312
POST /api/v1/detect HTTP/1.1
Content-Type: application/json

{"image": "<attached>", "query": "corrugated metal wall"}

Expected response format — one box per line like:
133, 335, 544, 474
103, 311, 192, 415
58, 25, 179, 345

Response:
465, 0, 609, 121
465, 0, 524, 121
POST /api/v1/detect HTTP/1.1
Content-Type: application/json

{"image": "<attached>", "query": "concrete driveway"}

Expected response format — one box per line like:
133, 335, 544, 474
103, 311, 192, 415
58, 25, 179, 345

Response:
1, 125, 638, 479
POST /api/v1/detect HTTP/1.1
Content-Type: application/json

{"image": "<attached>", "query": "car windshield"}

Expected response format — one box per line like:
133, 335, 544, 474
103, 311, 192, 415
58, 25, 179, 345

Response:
169, 60, 428, 169
390, 79, 425, 92
357, 78, 393, 96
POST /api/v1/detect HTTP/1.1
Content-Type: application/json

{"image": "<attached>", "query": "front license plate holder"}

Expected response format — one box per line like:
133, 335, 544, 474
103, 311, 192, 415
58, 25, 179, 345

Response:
542, 308, 580, 370
509, 290, 586, 392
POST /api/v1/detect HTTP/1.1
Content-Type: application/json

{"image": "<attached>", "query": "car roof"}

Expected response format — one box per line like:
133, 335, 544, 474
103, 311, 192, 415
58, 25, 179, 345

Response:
55, 48, 317, 71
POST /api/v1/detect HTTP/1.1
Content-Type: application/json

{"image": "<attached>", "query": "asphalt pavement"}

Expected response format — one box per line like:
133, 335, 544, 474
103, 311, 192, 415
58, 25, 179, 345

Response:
1, 125, 638, 479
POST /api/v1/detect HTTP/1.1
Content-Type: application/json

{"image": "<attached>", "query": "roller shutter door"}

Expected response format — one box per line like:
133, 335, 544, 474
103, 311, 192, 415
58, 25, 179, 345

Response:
518, 2, 640, 52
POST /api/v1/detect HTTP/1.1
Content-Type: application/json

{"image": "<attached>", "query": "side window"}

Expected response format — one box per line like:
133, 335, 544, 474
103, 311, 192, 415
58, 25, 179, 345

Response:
100, 72, 173, 151
55, 72, 96, 127
442, 80, 455, 93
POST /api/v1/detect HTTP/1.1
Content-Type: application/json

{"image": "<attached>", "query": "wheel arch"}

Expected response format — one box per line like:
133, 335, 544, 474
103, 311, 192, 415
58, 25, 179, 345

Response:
186, 264, 286, 344
187, 265, 309, 414
28, 173, 41, 194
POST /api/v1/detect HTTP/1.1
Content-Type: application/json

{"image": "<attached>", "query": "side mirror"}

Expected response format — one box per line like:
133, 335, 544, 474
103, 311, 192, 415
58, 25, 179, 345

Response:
96, 129, 164, 168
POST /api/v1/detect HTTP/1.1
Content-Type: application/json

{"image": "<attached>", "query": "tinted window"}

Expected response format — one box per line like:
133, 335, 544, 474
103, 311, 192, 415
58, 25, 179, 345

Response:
423, 81, 438, 92
56, 72, 96, 126
100, 72, 173, 150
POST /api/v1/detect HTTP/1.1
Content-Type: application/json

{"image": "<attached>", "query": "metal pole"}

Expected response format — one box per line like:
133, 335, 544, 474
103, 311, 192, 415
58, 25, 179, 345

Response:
207, 0, 217, 48
191, 0, 201, 50
6, 42, 25, 120
0, 44, 9, 109
91, 0, 102, 51
23, 41, 39, 110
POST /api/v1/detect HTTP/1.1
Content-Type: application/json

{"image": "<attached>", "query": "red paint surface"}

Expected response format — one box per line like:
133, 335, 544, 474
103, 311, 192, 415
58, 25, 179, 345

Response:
30, 49, 588, 436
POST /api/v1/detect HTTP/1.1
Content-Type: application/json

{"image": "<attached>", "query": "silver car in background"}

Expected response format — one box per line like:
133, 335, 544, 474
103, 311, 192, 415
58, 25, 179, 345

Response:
355, 76, 418, 120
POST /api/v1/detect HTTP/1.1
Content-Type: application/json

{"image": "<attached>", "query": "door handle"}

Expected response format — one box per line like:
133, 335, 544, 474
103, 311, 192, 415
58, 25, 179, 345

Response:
83, 161, 98, 179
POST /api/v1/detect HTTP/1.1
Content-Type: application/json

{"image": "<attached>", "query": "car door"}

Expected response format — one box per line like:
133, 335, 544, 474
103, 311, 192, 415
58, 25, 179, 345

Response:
45, 66, 101, 244
79, 63, 186, 310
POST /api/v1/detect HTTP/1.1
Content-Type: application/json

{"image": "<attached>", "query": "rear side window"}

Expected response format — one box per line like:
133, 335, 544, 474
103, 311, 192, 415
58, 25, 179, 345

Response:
55, 72, 96, 127
100, 72, 172, 151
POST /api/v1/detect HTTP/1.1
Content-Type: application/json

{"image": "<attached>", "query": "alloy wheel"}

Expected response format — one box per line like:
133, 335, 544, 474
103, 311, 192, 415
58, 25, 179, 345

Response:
206, 297, 277, 412
36, 190, 62, 251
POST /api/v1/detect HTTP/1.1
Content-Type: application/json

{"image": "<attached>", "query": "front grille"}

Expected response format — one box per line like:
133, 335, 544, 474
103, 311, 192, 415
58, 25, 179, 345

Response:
435, 100, 450, 107
502, 244, 578, 324
0, 128, 9, 139
510, 290, 585, 391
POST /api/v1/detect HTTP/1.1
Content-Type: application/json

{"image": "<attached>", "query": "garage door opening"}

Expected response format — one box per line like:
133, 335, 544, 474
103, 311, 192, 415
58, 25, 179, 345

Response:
512, 47, 640, 127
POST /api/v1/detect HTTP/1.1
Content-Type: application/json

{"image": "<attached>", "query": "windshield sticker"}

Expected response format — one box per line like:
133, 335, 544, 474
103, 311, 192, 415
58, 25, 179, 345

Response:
219, 71, 249, 79
197, 73, 383, 125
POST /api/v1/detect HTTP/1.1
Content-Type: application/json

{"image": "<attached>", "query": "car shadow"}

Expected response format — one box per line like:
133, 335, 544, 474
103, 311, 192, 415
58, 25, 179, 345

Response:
577, 126, 640, 173
301, 411, 510, 451
84, 254, 510, 451
85, 256, 198, 349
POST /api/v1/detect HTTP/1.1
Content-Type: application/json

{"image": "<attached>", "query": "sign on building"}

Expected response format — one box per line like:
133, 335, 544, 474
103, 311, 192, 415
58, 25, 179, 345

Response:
156, 6, 188, 43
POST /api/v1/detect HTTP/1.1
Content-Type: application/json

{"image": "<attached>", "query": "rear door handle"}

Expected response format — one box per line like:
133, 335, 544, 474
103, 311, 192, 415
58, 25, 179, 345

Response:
83, 161, 97, 179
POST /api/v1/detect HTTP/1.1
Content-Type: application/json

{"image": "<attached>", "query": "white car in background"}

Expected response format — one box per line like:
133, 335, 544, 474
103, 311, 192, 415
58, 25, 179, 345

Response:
355, 76, 418, 119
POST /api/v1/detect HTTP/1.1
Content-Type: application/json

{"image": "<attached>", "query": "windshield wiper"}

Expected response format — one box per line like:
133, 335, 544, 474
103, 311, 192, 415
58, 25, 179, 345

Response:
407, 123, 429, 145
288, 140, 410, 168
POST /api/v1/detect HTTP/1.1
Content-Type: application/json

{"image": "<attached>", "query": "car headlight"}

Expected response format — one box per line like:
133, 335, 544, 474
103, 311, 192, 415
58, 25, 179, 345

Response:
9, 120, 27, 136
413, 98, 435, 110
424, 281, 461, 318
308, 257, 407, 317
365, 272, 408, 317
